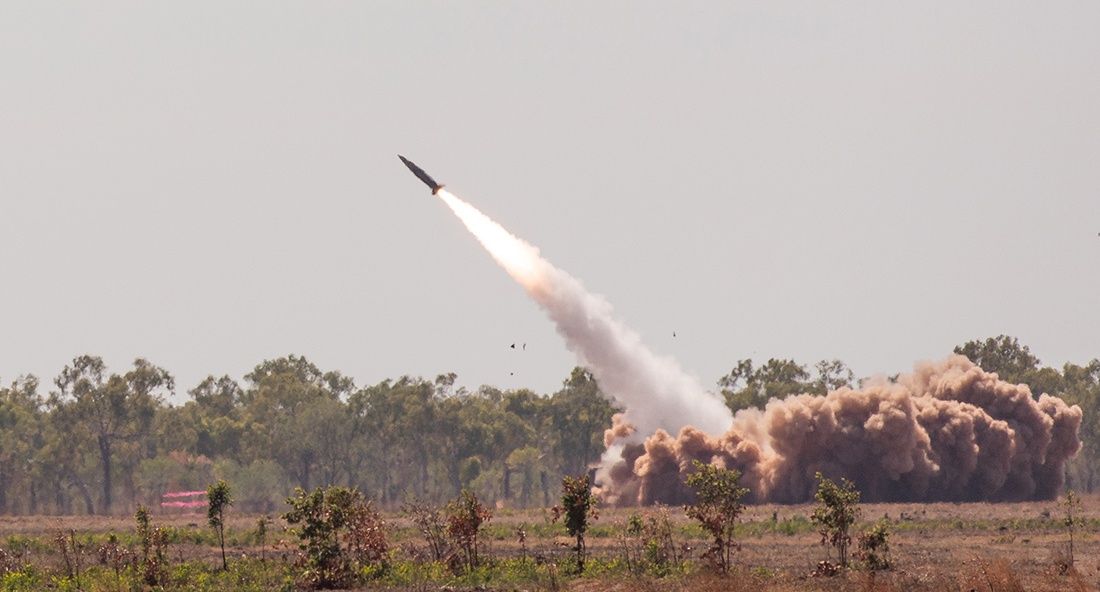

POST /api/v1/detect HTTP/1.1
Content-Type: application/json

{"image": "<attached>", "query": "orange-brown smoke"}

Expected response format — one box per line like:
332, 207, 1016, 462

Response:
597, 356, 1082, 505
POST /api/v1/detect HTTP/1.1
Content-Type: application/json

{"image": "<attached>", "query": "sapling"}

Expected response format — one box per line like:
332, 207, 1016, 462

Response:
401, 499, 450, 561
856, 520, 893, 570
256, 515, 270, 562
811, 472, 861, 569
684, 460, 748, 573
552, 474, 599, 572
445, 489, 492, 572
207, 479, 233, 570
1063, 490, 1085, 567
135, 505, 169, 586
283, 485, 387, 588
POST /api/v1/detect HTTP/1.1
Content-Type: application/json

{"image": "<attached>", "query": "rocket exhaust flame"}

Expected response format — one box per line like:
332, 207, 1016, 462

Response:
435, 189, 734, 441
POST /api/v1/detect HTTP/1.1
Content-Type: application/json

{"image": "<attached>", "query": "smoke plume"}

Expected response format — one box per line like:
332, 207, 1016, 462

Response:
436, 190, 1081, 504
598, 356, 1082, 504
436, 190, 733, 439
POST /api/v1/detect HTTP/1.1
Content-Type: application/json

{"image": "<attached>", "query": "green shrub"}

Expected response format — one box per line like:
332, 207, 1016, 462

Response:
282, 485, 389, 589
856, 520, 893, 571
445, 489, 492, 573
551, 474, 599, 572
207, 479, 233, 570
810, 472, 861, 568
135, 505, 170, 587
684, 460, 748, 573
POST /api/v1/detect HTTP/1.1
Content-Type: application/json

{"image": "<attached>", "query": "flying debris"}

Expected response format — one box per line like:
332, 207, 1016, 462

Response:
398, 155, 443, 195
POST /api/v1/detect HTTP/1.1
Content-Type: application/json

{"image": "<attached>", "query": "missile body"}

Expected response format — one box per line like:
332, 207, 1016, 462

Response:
398, 155, 443, 195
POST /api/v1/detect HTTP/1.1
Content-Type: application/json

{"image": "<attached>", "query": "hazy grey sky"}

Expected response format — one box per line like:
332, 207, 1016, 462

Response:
2, 2, 1098, 404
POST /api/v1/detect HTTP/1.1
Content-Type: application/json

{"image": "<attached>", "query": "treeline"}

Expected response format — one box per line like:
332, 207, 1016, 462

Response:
0, 357, 615, 516
0, 335, 1096, 516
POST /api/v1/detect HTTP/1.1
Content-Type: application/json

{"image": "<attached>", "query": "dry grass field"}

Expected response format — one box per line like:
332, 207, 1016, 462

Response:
3, 495, 1100, 590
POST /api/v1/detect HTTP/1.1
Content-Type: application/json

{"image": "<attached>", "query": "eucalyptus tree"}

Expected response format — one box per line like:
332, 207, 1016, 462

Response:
549, 367, 617, 479
161, 375, 247, 462
50, 356, 172, 513
718, 358, 812, 412
812, 472, 861, 568
189, 374, 244, 419
207, 480, 233, 570
505, 388, 555, 504
240, 355, 351, 492
344, 376, 434, 500
0, 375, 45, 514
351, 378, 402, 502
388, 376, 440, 497
435, 380, 480, 497
953, 334, 1042, 385
814, 359, 855, 392
684, 460, 748, 572
300, 394, 354, 491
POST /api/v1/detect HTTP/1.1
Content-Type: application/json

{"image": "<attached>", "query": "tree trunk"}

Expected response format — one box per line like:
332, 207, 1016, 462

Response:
122, 461, 137, 512
98, 434, 112, 514
377, 427, 392, 503
520, 469, 532, 509
344, 453, 360, 494
69, 470, 95, 516
0, 466, 9, 514
448, 448, 463, 495
55, 475, 68, 515
540, 471, 550, 507
419, 450, 429, 497
378, 448, 391, 503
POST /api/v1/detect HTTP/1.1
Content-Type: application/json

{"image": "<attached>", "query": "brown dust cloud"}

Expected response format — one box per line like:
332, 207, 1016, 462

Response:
433, 187, 1081, 505
598, 356, 1082, 505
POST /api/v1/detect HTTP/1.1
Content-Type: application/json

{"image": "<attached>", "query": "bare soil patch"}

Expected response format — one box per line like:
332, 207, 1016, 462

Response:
4, 495, 1100, 590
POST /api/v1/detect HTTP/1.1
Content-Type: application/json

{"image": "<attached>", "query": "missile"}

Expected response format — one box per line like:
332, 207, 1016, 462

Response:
398, 155, 443, 195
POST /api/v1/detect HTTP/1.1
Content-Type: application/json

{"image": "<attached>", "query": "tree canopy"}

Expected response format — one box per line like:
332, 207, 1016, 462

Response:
0, 336, 1094, 516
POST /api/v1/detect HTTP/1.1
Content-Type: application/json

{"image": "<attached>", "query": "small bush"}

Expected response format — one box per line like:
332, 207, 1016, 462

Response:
551, 474, 599, 572
206, 479, 233, 570
1063, 489, 1085, 568
810, 472, 860, 568
401, 499, 450, 562
135, 506, 170, 587
95, 532, 135, 590
445, 489, 492, 573
684, 460, 748, 573
282, 485, 388, 589
624, 507, 680, 576
856, 520, 893, 571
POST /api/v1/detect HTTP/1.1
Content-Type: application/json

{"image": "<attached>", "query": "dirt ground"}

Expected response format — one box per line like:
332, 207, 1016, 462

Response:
3, 495, 1100, 590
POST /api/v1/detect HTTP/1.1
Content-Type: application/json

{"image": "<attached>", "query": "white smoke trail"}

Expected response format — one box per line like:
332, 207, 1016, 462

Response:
437, 189, 733, 440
